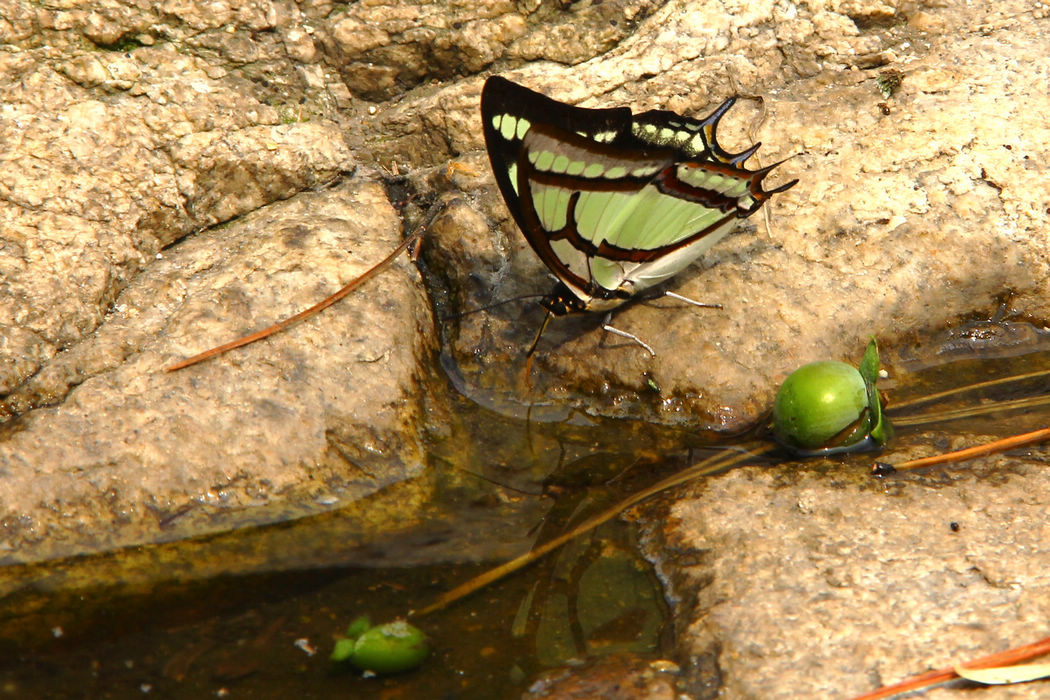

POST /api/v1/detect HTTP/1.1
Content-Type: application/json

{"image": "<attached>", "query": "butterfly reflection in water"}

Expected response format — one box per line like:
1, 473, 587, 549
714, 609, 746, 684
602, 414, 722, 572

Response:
480, 76, 797, 357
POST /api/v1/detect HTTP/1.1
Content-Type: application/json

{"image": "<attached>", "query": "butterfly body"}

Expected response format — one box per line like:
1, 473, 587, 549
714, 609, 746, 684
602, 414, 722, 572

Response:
481, 76, 796, 318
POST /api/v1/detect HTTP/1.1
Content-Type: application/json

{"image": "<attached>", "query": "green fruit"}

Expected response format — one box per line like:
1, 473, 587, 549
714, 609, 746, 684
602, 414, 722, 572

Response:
330, 637, 357, 663
773, 361, 871, 450
348, 621, 429, 674
344, 615, 372, 641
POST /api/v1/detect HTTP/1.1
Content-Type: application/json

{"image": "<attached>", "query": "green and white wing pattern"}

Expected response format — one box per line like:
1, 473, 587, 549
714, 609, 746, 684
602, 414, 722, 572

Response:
481, 76, 796, 315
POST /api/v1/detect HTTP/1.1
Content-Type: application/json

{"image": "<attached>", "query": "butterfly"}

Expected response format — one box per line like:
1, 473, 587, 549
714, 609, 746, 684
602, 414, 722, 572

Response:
480, 76, 796, 353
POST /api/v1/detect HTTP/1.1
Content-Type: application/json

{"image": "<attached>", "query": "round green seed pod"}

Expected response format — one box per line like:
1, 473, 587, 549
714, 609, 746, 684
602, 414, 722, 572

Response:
330, 637, 357, 663
344, 615, 372, 641
772, 361, 871, 450
349, 620, 429, 674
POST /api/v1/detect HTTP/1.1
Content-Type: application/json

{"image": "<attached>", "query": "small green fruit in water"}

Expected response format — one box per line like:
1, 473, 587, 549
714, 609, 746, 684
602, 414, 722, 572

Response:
331, 615, 374, 663
348, 620, 429, 674
344, 615, 372, 641
330, 637, 357, 663
773, 361, 871, 450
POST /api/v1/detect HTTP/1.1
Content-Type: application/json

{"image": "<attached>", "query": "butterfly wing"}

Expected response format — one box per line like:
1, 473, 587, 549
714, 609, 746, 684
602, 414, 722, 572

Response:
481, 76, 635, 247
481, 77, 796, 313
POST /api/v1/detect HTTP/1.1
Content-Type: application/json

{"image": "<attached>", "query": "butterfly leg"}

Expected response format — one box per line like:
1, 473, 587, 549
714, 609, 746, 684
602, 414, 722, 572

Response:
600, 313, 656, 356
662, 290, 723, 309
521, 310, 554, 387
525, 311, 553, 359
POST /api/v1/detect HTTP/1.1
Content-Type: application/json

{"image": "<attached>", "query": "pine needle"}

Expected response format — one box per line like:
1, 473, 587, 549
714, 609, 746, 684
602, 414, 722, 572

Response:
412, 445, 770, 617
890, 394, 1050, 427
875, 426, 1050, 472
889, 368, 1050, 412
165, 222, 425, 372
848, 634, 1050, 700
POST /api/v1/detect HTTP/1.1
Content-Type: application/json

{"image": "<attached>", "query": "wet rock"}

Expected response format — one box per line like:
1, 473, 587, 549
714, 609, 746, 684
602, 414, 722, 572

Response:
637, 443, 1050, 699
0, 2, 1046, 677
894, 319, 1050, 370
524, 653, 679, 700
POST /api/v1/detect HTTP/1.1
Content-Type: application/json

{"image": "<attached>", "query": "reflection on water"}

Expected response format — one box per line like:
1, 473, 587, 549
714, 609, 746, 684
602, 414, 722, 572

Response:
0, 380, 711, 698
2, 337, 1049, 698
0, 483, 673, 698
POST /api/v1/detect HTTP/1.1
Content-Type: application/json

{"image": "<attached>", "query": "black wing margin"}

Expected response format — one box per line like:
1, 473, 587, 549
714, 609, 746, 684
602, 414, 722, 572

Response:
480, 76, 634, 236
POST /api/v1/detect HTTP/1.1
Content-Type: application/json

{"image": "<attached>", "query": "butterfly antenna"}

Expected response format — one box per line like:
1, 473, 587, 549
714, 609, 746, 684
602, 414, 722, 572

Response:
439, 294, 547, 321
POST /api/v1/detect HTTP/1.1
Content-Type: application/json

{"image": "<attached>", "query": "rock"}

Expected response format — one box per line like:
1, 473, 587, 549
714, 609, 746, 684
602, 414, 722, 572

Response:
524, 653, 679, 700
401, 0, 1049, 432
0, 39, 354, 395
638, 442, 1050, 699
0, 179, 434, 565
0, 0, 1048, 695
312, 1, 660, 101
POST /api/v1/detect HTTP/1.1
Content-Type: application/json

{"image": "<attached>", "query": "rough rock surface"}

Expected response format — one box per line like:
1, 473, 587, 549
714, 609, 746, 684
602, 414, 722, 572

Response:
405, 0, 1050, 431
317, 0, 663, 100
1, 0, 1048, 697
0, 0, 437, 566
0, 178, 433, 565
0, 32, 354, 396
638, 435, 1050, 699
